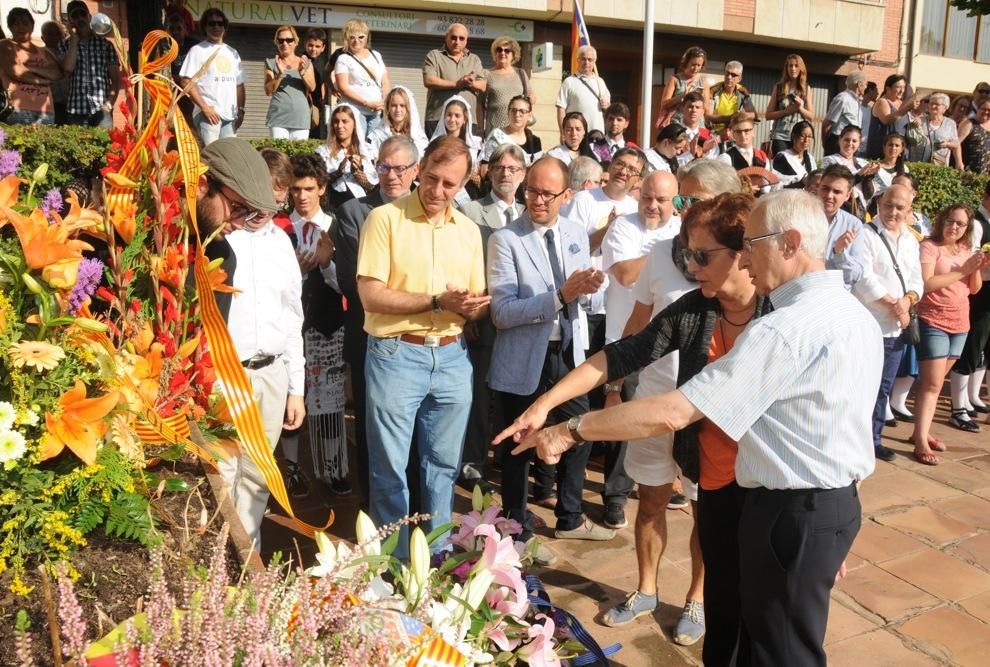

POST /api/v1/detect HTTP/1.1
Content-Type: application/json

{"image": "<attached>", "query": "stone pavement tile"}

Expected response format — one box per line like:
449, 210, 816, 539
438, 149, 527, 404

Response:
845, 550, 868, 571
971, 486, 990, 503
881, 547, 990, 601
898, 605, 990, 665
952, 533, 990, 574
825, 600, 880, 645
929, 494, 990, 527
607, 623, 699, 667
859, 469, 963, 514
874, 506, 978, 546
850, 520, 929, 564
960, 590, 990, 623
825, 628, 936, 666
915, 461, 990, 493
963, 454, 990, 473
839, 563, 940, 622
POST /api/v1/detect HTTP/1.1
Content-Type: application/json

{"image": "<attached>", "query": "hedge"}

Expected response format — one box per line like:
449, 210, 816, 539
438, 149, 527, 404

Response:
1, 125, 984, 219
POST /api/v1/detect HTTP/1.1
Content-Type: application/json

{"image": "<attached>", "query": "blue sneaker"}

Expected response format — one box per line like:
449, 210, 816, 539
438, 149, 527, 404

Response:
673, 599, 706, 645
602, 590, 658, 627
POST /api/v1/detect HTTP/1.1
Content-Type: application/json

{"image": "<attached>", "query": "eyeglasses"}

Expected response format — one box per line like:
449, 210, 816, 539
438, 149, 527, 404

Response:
725, 72, 741, 78
944, 220, 969, 227
375, 161, 417, 176
742, 231, 784, 253
681, 247, 733, 267
491, 164, 525, 174
508, 107, 530, 115
673, 195, 704, 212
277, 37, 295, 44
207, 20, 226, 28
732, 127, 754, 134
611, 162, 642, 176
349, 34, 367, 40
228, 201, 268, 224
525, 187, 567, 203
495, 47, 514, 54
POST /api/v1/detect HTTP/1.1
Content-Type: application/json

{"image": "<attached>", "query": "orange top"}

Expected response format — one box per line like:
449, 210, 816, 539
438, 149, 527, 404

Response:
698, 324, 739, 491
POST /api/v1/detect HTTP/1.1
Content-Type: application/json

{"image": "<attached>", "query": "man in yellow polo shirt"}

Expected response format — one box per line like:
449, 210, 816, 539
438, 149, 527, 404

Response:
357, 135, 490, 558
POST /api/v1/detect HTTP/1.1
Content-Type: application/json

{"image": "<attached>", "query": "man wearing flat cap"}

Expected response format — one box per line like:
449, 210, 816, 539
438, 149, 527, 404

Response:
200, 138, 306, 552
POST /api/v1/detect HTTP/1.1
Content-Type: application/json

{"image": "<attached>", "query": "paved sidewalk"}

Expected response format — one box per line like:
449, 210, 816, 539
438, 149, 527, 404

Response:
265, 399, 990, 666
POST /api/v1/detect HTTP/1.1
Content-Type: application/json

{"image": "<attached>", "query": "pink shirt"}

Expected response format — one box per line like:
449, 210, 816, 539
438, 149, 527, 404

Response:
917, 240, 973, 334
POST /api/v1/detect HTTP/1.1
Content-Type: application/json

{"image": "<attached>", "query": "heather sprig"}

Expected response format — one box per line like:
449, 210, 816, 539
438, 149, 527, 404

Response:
56, 563, 89, 661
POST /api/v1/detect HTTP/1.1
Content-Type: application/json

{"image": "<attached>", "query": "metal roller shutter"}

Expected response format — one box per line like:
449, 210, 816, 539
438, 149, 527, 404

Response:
739, 68, 832, 161
225, 27, 277, 139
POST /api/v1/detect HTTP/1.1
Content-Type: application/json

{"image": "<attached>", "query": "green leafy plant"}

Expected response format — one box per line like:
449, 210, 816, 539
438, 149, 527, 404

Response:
906, 162, 990, 219
1, 125, 109, 190
247, 138, 324, 156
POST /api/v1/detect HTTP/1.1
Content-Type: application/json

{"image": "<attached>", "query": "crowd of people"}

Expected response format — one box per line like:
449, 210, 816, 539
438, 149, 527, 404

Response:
9, 4, 990, 664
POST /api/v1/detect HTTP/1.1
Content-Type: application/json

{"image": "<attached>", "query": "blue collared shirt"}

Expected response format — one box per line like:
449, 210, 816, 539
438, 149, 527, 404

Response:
680, 271, 881, 490
825, 208, 867, 288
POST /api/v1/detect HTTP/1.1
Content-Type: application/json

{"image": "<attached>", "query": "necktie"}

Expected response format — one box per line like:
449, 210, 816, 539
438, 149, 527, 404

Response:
545, 229, 572, 349
504, 206, 514, 227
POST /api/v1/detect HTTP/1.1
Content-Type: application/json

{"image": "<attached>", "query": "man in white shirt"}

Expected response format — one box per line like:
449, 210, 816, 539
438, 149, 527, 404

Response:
202, 140, 305, 553
822, 71, 867, 156
555, 45, 610, 133
179, 8, 245, 145
817, 164, 868, 288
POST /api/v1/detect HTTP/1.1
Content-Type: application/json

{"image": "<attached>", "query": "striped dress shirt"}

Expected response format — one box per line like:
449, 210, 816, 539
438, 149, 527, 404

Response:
680, 271, 882, 490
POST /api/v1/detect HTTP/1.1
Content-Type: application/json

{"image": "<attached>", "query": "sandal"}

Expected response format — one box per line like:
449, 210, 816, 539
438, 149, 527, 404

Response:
928, 436, 947, 452
914, 449, 940, 466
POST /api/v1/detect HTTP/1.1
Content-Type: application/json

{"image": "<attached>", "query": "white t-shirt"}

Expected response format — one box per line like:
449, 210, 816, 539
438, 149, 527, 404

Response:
561, 188, 637, 315
333, 50, 386, 116
601, 213, 682, 343
555, 74, 610, 133
179, 41, 245, 121
632, 238, 695, 394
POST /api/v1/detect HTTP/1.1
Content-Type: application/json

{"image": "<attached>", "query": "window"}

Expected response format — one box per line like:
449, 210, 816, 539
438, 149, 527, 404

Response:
921, 0, 990, 62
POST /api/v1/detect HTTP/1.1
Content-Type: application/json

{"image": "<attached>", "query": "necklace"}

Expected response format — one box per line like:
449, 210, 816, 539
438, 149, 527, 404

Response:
719, 308, 755, 327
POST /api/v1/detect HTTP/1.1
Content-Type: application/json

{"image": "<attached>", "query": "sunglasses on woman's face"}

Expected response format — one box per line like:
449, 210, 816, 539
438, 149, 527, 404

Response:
277, 37, 295, 44
681, 247, 733, 267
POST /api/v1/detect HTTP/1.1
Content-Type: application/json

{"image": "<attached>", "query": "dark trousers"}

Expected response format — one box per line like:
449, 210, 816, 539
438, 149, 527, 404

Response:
698, 481, 751, 667
873, 337, 905, 447
499, 342, 590, 541
739, 483, 860, 667
462, 333, 502, 481
955, 299, 990, 375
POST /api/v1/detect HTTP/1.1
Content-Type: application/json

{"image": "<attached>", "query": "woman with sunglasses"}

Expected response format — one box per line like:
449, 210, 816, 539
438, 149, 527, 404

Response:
546, 111, 591, 166
505, 192, 770, 666
480, 36, 533, 135
333, 19, 390, 137
912, 205, 990, 464
264, 25, 316, 140
479, 95, 543, 180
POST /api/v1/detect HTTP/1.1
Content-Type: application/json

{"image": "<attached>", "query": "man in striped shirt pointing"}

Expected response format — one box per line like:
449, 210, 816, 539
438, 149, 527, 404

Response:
498, 189, 882, 666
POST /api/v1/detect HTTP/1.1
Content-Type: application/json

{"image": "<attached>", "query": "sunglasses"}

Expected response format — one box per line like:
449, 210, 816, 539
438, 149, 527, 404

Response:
978, 88, 990, 95
673, 195, 703, 212
681, 247, 733, 267
277, 37, 295, 44
495, 47, 514, 54
448, 35, 467, 41
207, 20, 226, 28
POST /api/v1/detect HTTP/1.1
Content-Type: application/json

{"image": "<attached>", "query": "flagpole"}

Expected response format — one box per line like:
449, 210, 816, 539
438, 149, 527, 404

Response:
641, 0, 655, 148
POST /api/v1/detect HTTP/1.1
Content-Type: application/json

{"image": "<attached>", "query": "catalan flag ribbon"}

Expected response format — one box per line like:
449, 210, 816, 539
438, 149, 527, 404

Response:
570, 0, 591, 75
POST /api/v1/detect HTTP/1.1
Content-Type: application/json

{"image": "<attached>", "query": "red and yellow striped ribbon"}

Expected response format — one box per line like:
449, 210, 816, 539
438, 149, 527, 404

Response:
103, 30, 331, 536
409, 635, 468, 666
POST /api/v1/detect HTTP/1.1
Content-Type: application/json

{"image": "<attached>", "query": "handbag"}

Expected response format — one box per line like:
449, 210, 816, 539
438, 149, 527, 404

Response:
866, 222, 921, 345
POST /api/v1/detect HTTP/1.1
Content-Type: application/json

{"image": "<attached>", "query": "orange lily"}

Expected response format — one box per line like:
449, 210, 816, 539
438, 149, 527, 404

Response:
42, 381, 120, 465
59, 191, 104, 235
107, 197, 138, 244
0, 175, 23, 209
0, 204, 94, 289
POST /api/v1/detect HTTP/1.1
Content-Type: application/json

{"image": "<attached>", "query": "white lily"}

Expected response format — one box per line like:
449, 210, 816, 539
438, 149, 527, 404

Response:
354, 510, 380, 556
409, 527, 430, 588
307, 530, 339, 578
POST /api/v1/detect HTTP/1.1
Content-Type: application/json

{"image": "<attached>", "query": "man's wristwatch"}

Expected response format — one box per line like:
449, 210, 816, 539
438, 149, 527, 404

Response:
566, 415, 587, 443
603, 383, 622, 395
432, 294, 444, 313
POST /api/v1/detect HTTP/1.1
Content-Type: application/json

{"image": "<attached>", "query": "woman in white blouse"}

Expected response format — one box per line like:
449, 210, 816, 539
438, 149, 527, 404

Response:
822, 125, 880, 212
316, 102, 379, 207
333, 19, 390, 138
771, 120, 817, 189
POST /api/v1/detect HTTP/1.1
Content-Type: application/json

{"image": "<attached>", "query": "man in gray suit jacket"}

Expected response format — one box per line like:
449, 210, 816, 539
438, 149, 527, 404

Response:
488, 157, 613, 560
457, 143, 527, 494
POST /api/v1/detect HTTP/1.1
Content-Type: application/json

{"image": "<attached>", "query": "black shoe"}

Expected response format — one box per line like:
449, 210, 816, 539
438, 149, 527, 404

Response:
949, 414, 981, 433
285, 462, 309, 498
328, 477, 352, 496
604, 502, 628, 529
968, 409, 980, 419
457, 476, 494, 495
667, 492, 689, 510
875, 445, 896, 462
972, 403, 990, 414
885, 418, 898, 428
891, 408, 915, 423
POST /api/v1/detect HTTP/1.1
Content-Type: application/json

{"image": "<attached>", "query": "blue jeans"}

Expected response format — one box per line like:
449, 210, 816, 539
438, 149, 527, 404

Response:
194, 112, 236, 145
365, 335, 472, 559
873, 337, 905, 447
5, 109, 54, 125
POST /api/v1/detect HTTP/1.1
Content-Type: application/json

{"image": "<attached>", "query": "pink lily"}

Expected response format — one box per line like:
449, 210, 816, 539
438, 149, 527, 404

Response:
516, 614, 560, 667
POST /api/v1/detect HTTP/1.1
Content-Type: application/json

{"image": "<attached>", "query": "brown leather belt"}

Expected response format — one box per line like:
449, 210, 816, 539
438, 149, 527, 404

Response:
399, 334, 460, 348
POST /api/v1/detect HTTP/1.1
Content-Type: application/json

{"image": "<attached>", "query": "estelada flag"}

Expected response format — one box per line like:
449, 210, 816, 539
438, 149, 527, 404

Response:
571, 0, 591, 74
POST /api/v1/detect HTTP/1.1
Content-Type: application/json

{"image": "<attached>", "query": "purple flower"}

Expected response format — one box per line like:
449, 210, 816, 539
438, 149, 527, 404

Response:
42, 189, 63, 223
68, 258, 103, 314
0, 149, 21, 178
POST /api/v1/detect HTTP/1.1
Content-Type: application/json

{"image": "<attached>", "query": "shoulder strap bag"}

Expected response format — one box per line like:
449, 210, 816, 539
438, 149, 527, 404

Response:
867, 222, 921, 345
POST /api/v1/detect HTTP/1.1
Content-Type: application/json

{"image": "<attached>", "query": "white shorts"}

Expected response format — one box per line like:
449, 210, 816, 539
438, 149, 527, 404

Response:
624, 434, 698, 501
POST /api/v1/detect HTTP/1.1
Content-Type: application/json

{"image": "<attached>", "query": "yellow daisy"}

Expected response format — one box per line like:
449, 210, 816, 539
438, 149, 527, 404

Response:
10, 340, 66, 372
